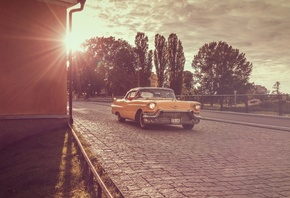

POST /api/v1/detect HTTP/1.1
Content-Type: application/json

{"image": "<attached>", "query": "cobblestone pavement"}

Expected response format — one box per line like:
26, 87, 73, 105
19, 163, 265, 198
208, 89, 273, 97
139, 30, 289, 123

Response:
73, 101, 290, 198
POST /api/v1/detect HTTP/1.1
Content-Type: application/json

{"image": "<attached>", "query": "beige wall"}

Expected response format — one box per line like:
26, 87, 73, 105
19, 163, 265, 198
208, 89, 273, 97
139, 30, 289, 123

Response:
0, 0, 68, 116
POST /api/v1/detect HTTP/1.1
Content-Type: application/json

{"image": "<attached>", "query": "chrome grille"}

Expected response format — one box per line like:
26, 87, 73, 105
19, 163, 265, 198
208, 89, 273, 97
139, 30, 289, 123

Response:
159, 112, 192, 121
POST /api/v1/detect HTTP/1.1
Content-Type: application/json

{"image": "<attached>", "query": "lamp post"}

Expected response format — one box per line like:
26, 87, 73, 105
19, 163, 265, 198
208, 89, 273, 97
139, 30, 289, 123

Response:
234, 90, 237, 107
68, 0, 86, 125
137, 66, 141, 87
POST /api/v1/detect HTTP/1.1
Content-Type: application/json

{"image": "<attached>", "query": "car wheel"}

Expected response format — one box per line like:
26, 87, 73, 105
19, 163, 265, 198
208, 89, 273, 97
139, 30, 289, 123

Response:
138, 111, 147, 129
182, 124, 194, 129
117, 113, 125, 122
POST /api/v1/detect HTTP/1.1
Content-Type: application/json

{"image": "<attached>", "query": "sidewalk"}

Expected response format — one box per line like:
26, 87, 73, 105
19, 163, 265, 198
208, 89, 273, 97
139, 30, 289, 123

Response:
201, 110, 290, 132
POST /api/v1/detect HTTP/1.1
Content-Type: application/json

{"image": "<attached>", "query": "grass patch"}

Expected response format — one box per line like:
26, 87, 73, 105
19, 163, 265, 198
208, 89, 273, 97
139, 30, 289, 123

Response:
0, 128, 91, 198
72, 128, 124, 198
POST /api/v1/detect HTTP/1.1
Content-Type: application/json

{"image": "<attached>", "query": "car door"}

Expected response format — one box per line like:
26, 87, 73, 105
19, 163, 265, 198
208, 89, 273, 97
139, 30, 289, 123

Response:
122, 91, 137, 119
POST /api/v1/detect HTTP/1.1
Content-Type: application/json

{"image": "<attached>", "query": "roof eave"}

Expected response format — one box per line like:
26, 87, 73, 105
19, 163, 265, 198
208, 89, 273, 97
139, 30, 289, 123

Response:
36, 0, 78, 8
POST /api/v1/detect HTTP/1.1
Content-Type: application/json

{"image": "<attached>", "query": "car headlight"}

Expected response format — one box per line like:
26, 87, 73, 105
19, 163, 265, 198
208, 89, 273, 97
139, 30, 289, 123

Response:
195, 104, 201, 111
148, 102, 156, 110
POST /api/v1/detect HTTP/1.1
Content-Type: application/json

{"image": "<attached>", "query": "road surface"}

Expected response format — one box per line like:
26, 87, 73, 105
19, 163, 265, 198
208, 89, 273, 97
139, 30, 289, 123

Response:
72, 101, 290, 197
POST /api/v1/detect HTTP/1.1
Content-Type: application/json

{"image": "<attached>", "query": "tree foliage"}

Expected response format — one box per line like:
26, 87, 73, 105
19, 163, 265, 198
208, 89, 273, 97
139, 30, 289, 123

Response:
153, 34, 167, 87
182, 70, 194, 95
71, 33, 256, 98
73, 36, 137, 97
72, 51, 105, 98
134, 32, 152, 87
167, 33, 185, 95
192, 41, 253, 95
110, 42, 137, 96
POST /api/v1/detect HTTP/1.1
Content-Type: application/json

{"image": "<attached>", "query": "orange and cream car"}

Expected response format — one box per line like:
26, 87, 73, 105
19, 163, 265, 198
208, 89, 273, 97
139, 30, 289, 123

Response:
111, 87, 201, 129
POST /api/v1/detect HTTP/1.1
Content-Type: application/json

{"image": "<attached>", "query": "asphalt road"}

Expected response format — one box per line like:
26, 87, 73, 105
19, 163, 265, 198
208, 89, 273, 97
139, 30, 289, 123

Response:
72, 101, 290, 197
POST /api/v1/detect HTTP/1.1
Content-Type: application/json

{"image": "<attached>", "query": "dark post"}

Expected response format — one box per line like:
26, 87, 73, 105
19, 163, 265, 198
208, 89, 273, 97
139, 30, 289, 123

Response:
244, 95, 249, 113
278, 94, 283, 116
220, 96, 224, 111
200, 96, 204, 109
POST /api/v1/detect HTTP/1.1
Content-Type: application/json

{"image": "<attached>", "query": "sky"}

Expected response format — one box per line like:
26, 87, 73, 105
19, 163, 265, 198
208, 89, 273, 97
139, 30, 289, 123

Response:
69, 0, 290, 94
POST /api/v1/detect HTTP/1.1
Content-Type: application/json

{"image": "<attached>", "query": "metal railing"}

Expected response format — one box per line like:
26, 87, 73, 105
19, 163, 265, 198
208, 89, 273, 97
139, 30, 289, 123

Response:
177, 94, 290, 116
79, 94, 290, 116
69, 125, 124, 198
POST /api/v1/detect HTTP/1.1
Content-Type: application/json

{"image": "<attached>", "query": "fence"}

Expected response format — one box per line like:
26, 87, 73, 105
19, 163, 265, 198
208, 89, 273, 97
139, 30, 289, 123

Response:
178, 94, 290, 116
69, 125, 124, 198
80, 94, 290, 116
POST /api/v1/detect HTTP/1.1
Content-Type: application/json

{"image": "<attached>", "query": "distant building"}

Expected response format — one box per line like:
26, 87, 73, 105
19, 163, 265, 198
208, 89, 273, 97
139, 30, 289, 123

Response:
0, 0, 79, 149
150, 72, 158, 87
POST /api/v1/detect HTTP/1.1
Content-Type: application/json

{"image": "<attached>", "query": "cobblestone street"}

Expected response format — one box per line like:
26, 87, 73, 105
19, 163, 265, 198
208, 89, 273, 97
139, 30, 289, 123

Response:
73, 101, 290, 197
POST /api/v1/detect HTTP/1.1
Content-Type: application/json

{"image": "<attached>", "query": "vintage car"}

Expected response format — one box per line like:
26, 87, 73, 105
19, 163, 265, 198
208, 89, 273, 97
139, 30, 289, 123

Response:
111, 87, 201, 129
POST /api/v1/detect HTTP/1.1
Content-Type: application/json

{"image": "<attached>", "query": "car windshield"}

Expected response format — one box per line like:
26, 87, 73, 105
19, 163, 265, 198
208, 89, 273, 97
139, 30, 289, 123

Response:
137, 89, 176, 99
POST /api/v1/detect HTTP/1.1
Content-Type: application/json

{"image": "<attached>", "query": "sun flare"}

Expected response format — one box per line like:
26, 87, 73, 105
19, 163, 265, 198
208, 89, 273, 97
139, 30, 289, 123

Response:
65, 34, 84, 52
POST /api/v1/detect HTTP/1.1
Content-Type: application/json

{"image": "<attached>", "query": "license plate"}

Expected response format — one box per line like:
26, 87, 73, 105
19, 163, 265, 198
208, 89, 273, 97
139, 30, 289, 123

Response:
171, 118, 180, 124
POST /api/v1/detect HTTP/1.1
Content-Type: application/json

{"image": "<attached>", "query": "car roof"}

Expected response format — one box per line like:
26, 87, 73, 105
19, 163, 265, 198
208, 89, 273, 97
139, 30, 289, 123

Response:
129, 87, 174, 92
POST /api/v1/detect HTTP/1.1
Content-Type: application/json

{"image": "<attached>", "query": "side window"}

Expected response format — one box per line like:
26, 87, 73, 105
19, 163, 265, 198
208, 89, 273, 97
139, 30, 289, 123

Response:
126, 91, 136, 100
141, 91, 154, 98
164, 91, 175, 99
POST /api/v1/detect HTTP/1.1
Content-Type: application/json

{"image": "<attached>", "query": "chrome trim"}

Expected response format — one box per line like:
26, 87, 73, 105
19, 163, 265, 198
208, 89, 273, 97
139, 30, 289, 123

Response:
142, 109, 201, 125
128, 104, 147, 107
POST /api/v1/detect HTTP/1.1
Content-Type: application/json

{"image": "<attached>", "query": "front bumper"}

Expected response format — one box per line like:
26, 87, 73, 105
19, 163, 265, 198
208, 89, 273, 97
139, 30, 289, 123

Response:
142, 109, 201, 125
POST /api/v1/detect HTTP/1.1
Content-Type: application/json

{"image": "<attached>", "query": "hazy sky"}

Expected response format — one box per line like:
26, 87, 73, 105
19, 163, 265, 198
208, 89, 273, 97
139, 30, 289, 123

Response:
71, 0, 290, 93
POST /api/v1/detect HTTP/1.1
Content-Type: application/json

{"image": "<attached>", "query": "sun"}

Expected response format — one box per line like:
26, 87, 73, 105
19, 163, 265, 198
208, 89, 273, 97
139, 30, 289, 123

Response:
65, 33, 85, 52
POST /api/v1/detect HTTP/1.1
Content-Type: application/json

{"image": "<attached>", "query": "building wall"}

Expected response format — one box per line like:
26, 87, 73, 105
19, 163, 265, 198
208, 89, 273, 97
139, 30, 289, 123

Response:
0, 0, 67, 115
0, 0, 74, 149
150, 72, 158, 87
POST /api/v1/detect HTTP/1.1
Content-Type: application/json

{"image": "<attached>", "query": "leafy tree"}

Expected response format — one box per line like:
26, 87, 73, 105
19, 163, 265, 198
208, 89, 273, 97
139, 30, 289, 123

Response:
110, 42, 137, 96
182, 70, 194, 95
134, 32, 152, 87
71, 51, 86, 97
167, 33, 185, 95
154, 34, 167, 87
77, 36, 137, 96
72, 50, 103, 98
82, 36, 117, 96
147, 49, 153, 85
192, 41, 252, 95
